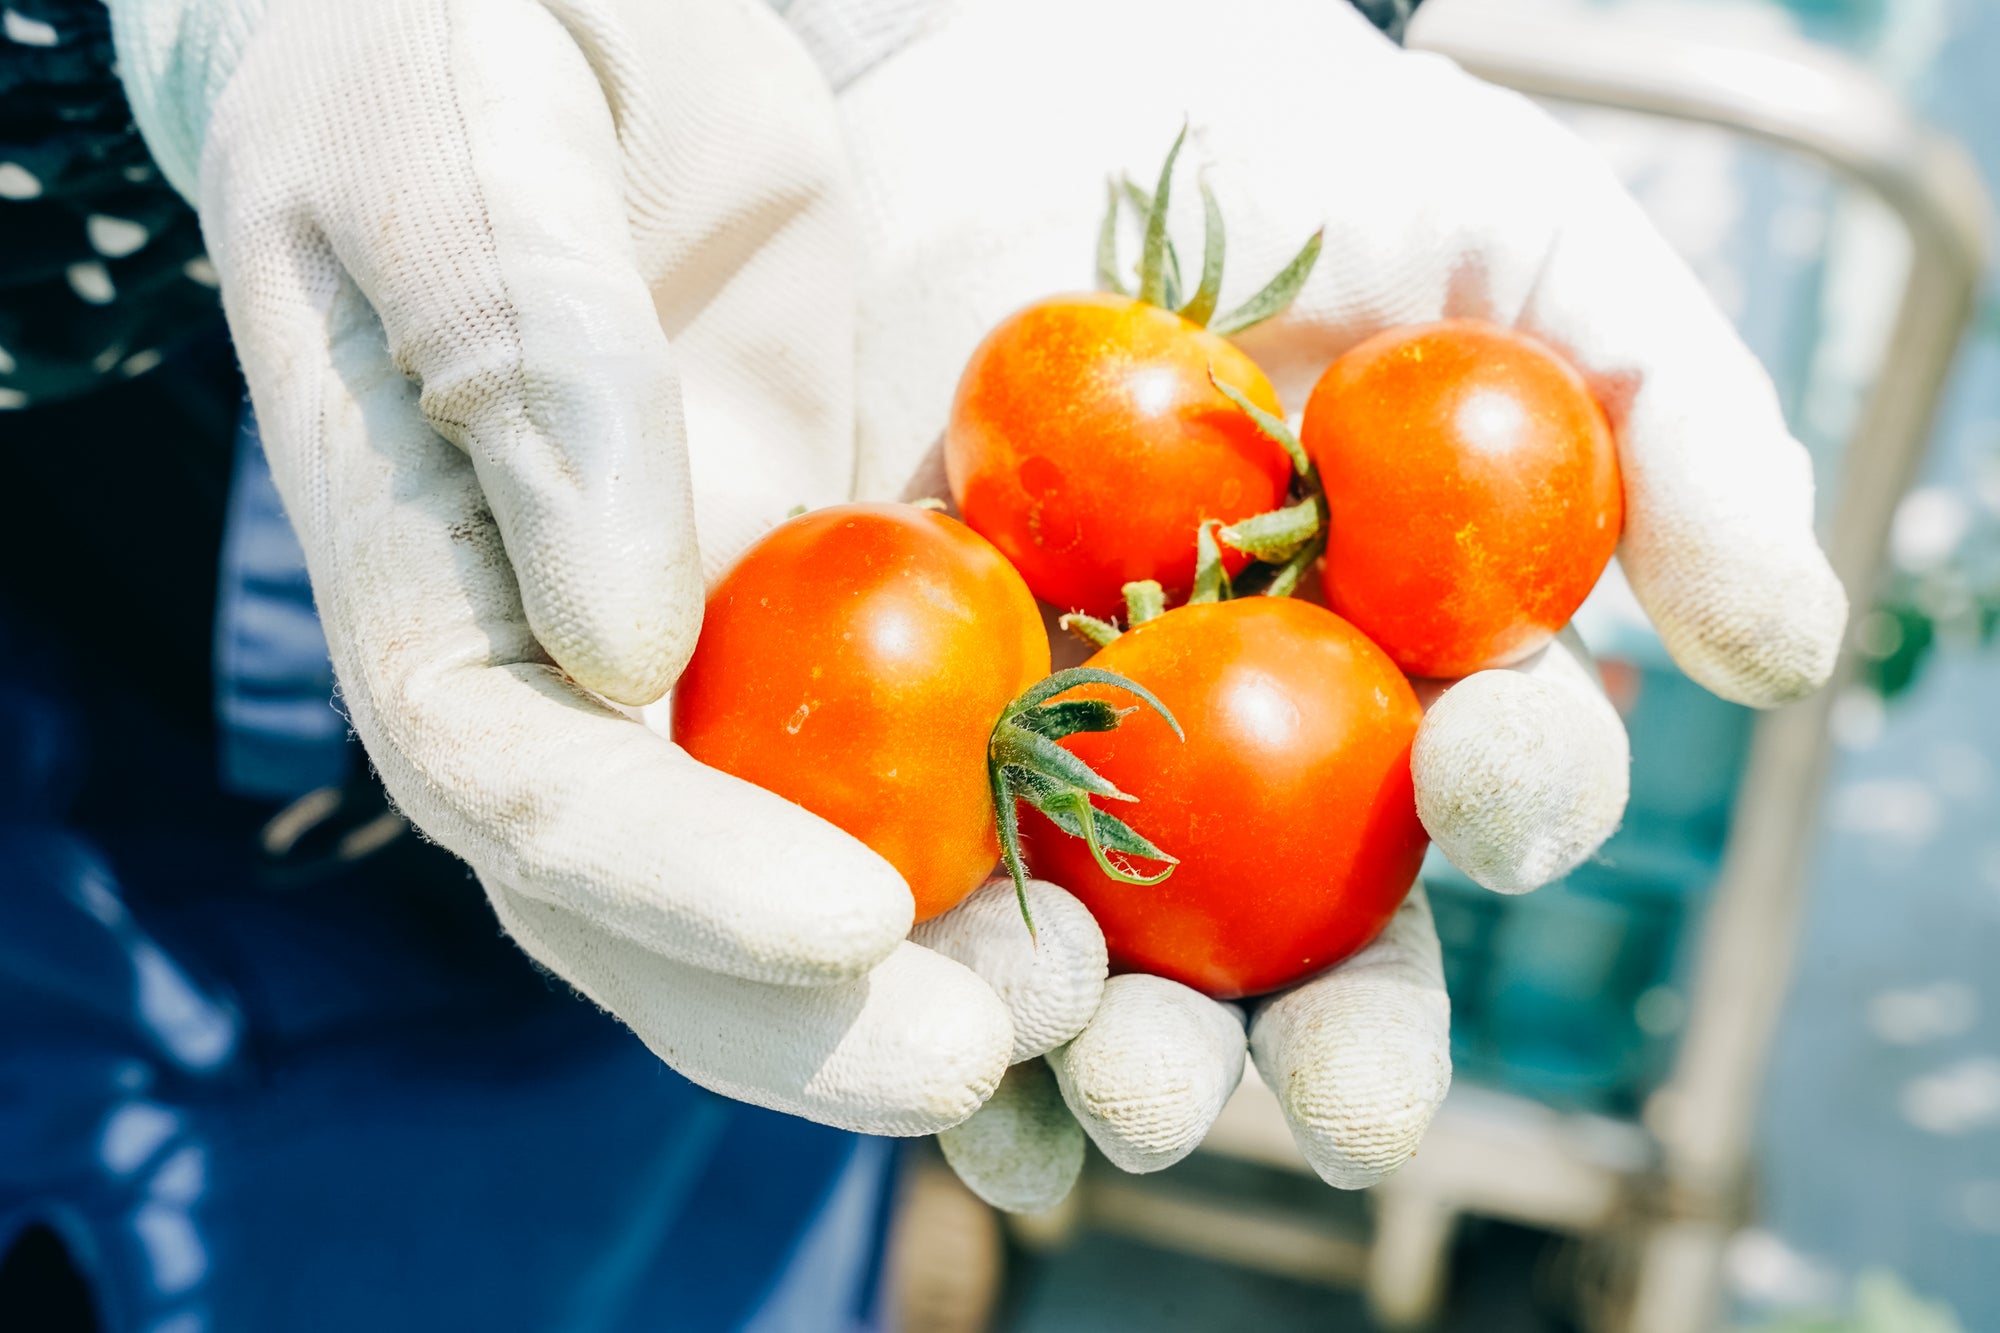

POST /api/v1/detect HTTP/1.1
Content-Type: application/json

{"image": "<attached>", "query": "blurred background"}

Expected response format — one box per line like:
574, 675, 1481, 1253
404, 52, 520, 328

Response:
881, 1, 2000, 1330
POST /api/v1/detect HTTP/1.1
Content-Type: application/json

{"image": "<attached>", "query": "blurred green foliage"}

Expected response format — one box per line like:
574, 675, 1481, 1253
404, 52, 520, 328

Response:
1739, 1271, 1963, 1333
1858, 359, 2000, 703
1859, 511, 2000, 702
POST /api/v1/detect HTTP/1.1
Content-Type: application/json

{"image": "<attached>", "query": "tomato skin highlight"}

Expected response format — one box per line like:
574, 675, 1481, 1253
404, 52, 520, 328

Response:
1022, 598, 1428, 1000
670, 504, 1050, 922
946, 292, 1294, 619
1302, 320, 1623, 680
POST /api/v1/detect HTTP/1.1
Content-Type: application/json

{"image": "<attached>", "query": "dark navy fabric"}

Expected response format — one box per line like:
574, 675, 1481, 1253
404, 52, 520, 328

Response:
212, 409, 351, 801
0, 343, 887, 1333
0, 626, 891, 1332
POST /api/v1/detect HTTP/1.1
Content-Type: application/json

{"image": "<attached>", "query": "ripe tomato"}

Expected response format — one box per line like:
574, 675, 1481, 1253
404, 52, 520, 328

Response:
1302, 320, 1623, 679
1022, 597, 1428, 999
946, 293, 1294, 618
671, 504, 1050, 922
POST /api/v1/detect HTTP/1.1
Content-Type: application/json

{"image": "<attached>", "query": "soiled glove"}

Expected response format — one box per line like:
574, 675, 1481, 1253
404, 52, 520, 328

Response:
104, 0, 1043, 1135
815, 0, 1845, 1205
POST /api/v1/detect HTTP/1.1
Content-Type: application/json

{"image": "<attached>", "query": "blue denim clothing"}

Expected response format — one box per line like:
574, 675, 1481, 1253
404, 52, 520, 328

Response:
0, 408, 893, 1328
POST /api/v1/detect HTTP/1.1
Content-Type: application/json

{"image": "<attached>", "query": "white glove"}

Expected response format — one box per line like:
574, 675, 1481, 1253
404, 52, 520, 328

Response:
104, 0, 1086, 1135
820, 0, 1845, 1205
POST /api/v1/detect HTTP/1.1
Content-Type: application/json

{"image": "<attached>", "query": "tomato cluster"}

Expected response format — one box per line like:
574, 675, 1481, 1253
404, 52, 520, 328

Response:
673, 135, 1622, 999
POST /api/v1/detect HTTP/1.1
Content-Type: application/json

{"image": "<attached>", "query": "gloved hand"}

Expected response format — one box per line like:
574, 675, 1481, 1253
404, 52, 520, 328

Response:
102, 0, 1072, 1135
810, 0, 1847, 1206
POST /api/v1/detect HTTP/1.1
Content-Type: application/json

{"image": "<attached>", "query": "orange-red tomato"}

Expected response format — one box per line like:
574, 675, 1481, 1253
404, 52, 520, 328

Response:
1302, 320, 1623, 679
671, 504, 1050, 922
1022, 597, 1428, 1000
946, 292, 1294, 618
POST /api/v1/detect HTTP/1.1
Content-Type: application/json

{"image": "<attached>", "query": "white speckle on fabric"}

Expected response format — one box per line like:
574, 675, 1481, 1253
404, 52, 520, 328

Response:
67, 260, 116, 304
87, 213, 153, 258
0, 161, 41, 199
3, 8, 59, 46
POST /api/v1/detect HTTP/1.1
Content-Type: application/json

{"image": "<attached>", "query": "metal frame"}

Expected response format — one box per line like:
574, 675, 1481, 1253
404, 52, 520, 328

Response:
1066, 8, 1991, 1331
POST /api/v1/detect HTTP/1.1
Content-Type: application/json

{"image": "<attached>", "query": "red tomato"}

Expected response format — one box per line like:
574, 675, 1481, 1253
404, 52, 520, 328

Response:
946, 293, 1294, 618
1302, 320, 1623, 679
1022, 597, 1428, 999
671, 504, 1050, 922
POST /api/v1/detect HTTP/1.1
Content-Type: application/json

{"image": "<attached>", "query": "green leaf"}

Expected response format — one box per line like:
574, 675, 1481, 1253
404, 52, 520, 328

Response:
1208, 368, 1309, 475
1058, 611, 1122, 648
1120, 177, 1150, 221
1220, 496, 1322, 562
995, 723, 1134, 803
1123, 579, 1167, 625
1121, 176, 1185, 309
988, 760, 1036, 940
1179, 178, 1226, 327
1015, 698, 1129, 741
1097, 179, 1128, 297
1136, 125, 1187, 308
1002, 667, 1183, 738
1212, 227, 1323, 336
986, 665, 1187, 918
1030, 792, 1178, 885
1188, 520, 1233, 604
1263, 531, 1325, 600
1033, 798, 1174, 864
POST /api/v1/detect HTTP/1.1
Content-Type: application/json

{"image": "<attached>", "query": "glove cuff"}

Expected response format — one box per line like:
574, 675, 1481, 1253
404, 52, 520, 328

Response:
104, 0, 269, 204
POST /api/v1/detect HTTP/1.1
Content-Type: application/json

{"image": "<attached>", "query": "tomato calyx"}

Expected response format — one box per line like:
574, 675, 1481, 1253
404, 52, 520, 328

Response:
1198, 371, 1330, 601
988, 666, 1184, 937
1058, 579, 1171, 648
1055, 372, 1328, 660
1098, 125, 1323, 336
1054, 370, 1333, 655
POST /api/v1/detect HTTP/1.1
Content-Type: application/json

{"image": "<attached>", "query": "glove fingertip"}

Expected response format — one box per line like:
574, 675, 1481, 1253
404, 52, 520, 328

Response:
1652, 548, 1848, 709
1413, 670, 1629, 895
1250, 992, 1451, 1189
938, 1059, 1085, 1215
911, 878, 1109, 1063
1049, 975, 1246, 1174
531, 556, 705, 709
